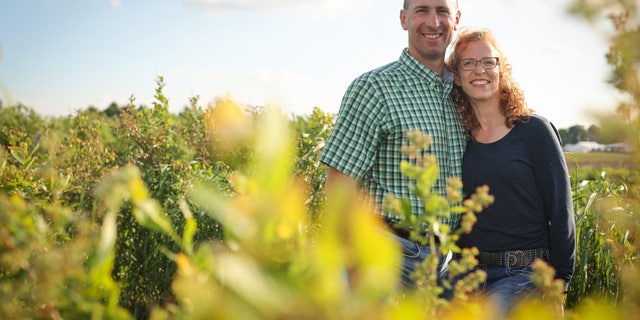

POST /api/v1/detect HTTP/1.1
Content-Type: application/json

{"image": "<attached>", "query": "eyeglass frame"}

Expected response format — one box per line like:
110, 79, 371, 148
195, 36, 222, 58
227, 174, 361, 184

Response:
457, 57, 499, 71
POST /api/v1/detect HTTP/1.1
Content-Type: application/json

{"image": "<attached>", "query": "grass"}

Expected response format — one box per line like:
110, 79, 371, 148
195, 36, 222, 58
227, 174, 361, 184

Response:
565, 152, 634, 171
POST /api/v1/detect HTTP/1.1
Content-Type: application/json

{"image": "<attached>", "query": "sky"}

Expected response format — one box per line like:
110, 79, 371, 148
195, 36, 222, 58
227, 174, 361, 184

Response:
0, 0, 624, 129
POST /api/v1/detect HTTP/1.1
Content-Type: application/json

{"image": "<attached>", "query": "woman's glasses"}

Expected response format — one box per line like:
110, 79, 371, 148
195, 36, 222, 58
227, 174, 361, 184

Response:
458, 57, 499, 71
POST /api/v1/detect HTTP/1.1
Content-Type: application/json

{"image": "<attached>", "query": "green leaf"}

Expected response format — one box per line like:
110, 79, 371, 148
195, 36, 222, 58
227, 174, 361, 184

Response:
132, 198, 176, 239
10, 149, 24, 164
182, 217, 197, 255
400, 161, 420, 179
418, 164, 439, 193
424, 194, 447, 218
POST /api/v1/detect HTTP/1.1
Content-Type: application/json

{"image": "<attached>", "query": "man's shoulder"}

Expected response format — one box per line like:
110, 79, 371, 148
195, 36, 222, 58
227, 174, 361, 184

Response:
355, 59, 406, 82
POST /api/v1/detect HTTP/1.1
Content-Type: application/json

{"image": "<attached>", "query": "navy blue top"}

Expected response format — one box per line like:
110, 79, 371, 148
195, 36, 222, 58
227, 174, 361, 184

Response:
459, 115, 576, 282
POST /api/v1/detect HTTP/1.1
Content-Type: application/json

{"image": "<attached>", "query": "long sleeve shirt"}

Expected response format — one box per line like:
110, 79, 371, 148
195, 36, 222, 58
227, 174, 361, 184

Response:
458, 115, 576, 282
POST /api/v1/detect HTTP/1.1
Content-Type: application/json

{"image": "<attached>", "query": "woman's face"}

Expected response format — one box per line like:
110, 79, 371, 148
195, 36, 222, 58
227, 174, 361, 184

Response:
454, 40, 500, 104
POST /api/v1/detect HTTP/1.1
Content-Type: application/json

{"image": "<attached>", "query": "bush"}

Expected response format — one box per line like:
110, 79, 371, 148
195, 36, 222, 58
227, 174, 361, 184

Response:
1, 89, 638, 319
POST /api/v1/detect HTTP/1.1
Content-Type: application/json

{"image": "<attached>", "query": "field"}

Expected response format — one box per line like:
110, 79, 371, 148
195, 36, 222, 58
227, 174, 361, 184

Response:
565, 152, 634, 171
1, 100, 639, 319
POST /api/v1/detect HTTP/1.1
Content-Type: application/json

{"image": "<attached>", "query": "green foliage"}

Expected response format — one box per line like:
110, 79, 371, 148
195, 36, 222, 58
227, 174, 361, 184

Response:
381, 129, 494, 315
568, 170, 640, 310
55, 109, 120, 211
0, 104, 45, 146
291, 107, 334, 217
567, 2, 640, 318
0, 80, 235, 318
204, 96, 258, 170
0, 189, 132, 319
84, 106, 622, 320
106, 80, 231, 318
0, 90, 637, 319
0, 80, 341, 319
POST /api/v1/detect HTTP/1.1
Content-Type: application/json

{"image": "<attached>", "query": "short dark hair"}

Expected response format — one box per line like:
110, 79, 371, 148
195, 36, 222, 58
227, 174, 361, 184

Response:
404, 0, 459, 10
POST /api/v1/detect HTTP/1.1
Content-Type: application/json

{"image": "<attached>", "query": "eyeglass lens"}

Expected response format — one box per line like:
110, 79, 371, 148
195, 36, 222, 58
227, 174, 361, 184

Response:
460, 57, 498, 70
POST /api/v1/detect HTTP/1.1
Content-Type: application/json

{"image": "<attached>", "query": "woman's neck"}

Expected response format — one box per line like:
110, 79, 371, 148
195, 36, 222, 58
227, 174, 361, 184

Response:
471, 100, 510, 143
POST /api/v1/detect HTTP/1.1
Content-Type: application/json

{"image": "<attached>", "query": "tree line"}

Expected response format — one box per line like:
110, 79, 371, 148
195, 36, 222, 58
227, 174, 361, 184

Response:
558, 124, 607, 145
93, 101, 613, 146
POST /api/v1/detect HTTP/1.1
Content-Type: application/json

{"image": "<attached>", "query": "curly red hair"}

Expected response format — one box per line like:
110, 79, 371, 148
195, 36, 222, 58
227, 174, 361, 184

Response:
446, 28, 533, 139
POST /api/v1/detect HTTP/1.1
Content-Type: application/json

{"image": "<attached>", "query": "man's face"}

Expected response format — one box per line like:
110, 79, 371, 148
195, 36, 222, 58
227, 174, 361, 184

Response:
400, 0, 460, 66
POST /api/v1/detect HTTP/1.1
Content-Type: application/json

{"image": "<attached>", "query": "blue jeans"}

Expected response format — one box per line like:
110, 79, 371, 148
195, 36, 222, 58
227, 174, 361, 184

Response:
476, 264, 537, 318
393, 233, 448, 290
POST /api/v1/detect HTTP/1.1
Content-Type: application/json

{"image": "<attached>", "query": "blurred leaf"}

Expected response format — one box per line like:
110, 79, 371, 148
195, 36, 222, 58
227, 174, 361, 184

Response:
190, 183, 257, 240
349, 203, 401, 299
132, 198, 175, 238
253, 108, 296, 193
180, 200, 197, 256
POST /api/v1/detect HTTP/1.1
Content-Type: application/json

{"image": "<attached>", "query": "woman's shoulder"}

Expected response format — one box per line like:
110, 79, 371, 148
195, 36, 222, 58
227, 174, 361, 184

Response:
516, 114, 563, 144
519, 114, 555, 131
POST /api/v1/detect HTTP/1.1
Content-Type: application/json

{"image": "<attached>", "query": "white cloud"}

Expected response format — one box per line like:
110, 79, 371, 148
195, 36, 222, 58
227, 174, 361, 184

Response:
182, 0, 372, 14
245, 68, 345, 115
233, 68, 313, 110
109, 0, 123, 9
167, 67, 187, 78
191, 67, 339, 114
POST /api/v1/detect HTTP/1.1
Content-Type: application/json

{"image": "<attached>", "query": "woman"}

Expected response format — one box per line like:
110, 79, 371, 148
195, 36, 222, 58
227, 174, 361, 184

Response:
446, 28, 576, 317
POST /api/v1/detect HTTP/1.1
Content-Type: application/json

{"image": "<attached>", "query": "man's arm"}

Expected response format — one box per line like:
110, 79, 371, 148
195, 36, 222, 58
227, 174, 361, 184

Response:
324, 166, 361, 286
325, 166, 357, 192
324, 166, 359, 212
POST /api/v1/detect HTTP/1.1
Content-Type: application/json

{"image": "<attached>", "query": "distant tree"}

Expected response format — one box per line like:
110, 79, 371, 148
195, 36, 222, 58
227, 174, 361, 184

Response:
558, 128, 570, 145
103, 102, 121, 117
565, 125, 587, 144
587, 124, 600, 142
0, 103, 44, 139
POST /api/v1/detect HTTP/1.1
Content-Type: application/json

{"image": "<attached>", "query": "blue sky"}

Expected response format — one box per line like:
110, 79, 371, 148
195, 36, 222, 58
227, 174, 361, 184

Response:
0, 0, 623, 128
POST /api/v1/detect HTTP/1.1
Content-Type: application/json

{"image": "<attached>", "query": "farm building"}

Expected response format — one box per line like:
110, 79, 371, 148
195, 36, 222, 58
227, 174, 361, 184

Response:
605, 142, 634, 153
564, 141, 634, 153
564, 141, 605, 153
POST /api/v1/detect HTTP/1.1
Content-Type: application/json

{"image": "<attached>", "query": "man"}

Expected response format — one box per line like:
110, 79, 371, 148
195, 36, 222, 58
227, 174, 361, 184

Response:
319, 0, 465, 289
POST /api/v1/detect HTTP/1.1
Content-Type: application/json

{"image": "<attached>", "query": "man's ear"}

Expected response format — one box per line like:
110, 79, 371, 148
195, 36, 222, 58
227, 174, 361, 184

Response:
400, 10, 408, 30
454, 10, 461, 30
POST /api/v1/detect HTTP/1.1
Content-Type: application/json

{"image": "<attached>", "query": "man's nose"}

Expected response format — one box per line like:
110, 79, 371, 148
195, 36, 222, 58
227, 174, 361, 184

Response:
425, 11, 440, 28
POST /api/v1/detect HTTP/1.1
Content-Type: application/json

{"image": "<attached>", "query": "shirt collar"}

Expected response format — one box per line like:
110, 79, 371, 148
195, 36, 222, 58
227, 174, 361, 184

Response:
400, 48, 453, 83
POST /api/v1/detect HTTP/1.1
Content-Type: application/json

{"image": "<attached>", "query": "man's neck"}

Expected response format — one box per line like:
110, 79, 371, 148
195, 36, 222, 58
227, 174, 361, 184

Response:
406, 48, 445, 76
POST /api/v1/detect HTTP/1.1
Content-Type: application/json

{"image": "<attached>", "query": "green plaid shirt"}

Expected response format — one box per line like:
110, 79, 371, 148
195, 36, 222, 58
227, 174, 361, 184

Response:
320, 49, 466, 230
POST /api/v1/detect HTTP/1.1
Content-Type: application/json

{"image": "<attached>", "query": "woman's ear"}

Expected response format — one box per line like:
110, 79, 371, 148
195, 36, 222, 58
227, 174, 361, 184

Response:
453, 74, 461, 86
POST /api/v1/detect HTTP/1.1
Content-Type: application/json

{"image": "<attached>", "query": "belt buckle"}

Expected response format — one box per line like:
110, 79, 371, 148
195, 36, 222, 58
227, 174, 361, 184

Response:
509, 250, 525, 267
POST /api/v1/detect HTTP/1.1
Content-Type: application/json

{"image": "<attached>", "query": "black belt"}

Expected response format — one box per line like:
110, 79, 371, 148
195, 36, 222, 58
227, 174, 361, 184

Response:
383, 217, 437, 243
477, 248, 548, 267
391, 227, 429, 240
